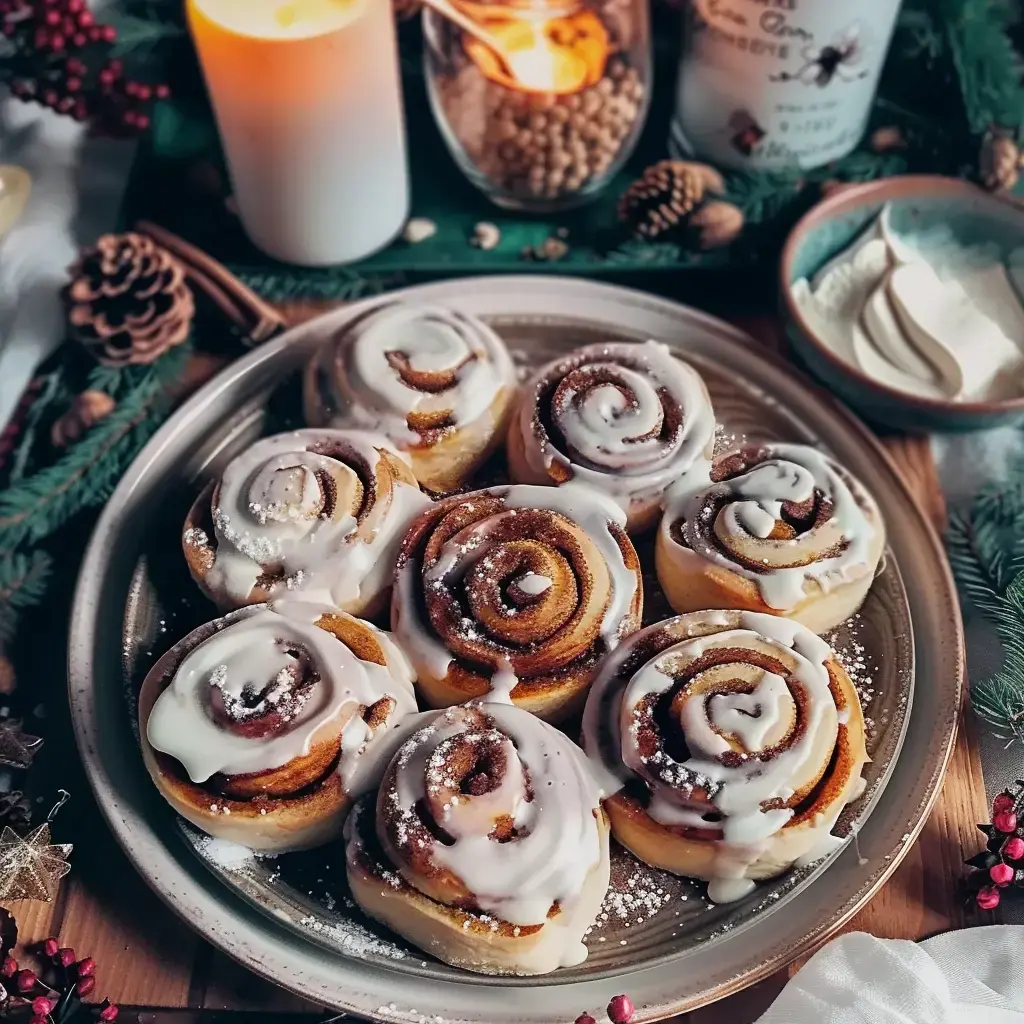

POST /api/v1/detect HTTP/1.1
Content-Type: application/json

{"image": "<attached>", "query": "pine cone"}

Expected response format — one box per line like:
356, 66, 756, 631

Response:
980, 130, 1022, 192
65, 232, 195, 367
51, 390, 116, 448
393, 0, 422, 19
618, 161, 710, 240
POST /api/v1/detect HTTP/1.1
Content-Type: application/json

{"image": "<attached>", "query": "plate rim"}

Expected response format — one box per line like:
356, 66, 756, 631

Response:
68, 275, 964, 1023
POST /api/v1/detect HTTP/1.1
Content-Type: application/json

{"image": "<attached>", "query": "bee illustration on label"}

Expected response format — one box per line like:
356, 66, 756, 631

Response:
772, 24, 870, 87
728, 110, 767, 157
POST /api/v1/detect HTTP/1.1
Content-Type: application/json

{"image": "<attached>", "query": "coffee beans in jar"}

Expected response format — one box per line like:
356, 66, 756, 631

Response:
424, 0, 651, 212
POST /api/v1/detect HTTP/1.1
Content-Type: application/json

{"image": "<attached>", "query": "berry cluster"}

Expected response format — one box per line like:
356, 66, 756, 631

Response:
966, 782, 1024, 911
0, 0, 169, 135
1, 938, 117, 1023
576, 994, 635, 1024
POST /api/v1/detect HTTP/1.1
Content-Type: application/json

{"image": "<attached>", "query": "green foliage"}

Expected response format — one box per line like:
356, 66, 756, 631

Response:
0, 553, 53, 645
947, 444, 1024, 745
940, 0, 1024, 133
107, 9, 185, 59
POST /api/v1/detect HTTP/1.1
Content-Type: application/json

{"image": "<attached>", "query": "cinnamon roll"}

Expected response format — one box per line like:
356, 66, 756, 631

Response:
391, 483, 643, 722
507, 341, 716, 532
183, 429, 429, 616
656, 443, 885, 635
582, 610, 868, 902
303, 302, 518, 494
344, 702, 610, 975
139, 602, 418, 853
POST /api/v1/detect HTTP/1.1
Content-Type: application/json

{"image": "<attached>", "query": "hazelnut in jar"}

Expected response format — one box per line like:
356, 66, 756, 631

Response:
424, 0, 651, 212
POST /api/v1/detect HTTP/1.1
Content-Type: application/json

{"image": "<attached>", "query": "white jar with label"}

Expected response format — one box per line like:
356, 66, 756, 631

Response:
669, 0, 903, 171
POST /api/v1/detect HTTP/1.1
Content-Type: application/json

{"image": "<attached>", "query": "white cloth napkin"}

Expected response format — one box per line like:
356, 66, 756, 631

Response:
756, 927, 1024, 1023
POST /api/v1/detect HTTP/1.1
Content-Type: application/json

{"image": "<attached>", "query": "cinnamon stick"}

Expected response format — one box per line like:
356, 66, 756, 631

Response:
135, 220, 286, 347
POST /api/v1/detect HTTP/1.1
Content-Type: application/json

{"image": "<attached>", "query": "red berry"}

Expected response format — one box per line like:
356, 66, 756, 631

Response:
67, 0, 84, 10
44, 8, 60, 25
87, 23, 101, 40
42, 89, 59, 106
31, 995, 56, 1015
122, 110, 138, 127
71, 30, 86, 46
43, 937, 59, 957
135, 84, 152, 101
77, 957, 96, 977
58, 96, 75, 113
76, 976, 96, 998
77, 10, 94, 28
575, 1016, 597, 1024
98, 68, 116, 87
66, 57, 86, 75
1003, 836, 1024, 861
34, 27, 49, 46
134, 113, 150, 130
58, 948, 75, 967
977, 884, 1001, 910
2, 956, 17, 978
101, 24, 116, 42
994, 811, 1018, 834
48, 32, 64, 50
15, 968, 38, 992
607, 994, 635, 1024
73, 98, 88, 120
99, 1004, 119, 1023
107, 59, 123, 74
154, 83, 170, 100
991, 862, 1014, 886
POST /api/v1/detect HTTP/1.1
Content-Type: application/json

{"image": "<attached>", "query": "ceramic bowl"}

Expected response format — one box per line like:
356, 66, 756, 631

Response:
780, 175, 1024, 433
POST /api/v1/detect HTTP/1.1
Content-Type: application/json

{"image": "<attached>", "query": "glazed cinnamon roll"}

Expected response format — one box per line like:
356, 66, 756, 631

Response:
507, 341, 716, 532
303, 302, 518, 494
391, 483, 643, 722
656, 443, 885, 635
344, 702, 610, 975
139, 602, 418, 853
183, 429, 429, 616
582, 610, 868, 902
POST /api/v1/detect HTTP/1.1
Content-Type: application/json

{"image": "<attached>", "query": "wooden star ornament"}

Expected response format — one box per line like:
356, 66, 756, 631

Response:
0, 824, 72, 902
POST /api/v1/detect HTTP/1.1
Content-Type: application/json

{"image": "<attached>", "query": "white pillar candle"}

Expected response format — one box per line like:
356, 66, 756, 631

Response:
187, 0, 409, 266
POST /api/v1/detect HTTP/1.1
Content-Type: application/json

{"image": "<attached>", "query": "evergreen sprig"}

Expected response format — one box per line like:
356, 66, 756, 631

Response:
0, 552, 53, 645
0, 344, 189, 551
947, 443, 1024, 745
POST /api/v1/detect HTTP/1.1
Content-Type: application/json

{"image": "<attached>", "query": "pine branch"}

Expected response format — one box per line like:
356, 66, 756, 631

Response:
972, 572, 1024, 745
0, 345, 189, 550
941, 0, 1024, 132
229, 266, 393, 303
0, 551, 53, 644
107, 11, 185, 59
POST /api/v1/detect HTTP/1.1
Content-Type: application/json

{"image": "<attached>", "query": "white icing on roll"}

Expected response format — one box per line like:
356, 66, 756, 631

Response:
382, 703, 604, 928
146, 603, 417, 787
392, 483, 640, 689
514, 341, 715, 512
203, 429, 429, 607
327, 302, 515, 446
662, 443, 880, 610
583, 610, 864, 898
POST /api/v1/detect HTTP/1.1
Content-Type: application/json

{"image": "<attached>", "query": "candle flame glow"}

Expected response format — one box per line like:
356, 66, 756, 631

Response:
465, 10, 609, 95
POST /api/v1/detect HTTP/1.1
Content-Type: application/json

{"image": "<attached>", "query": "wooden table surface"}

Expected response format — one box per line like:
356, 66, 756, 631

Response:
3, 306, 990, 1023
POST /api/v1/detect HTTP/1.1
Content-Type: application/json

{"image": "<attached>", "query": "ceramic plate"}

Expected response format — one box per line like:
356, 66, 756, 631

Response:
69, 277, 963, 1023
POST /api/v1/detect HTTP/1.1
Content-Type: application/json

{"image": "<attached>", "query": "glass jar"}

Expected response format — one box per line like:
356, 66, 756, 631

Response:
424, 0, 651, 212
